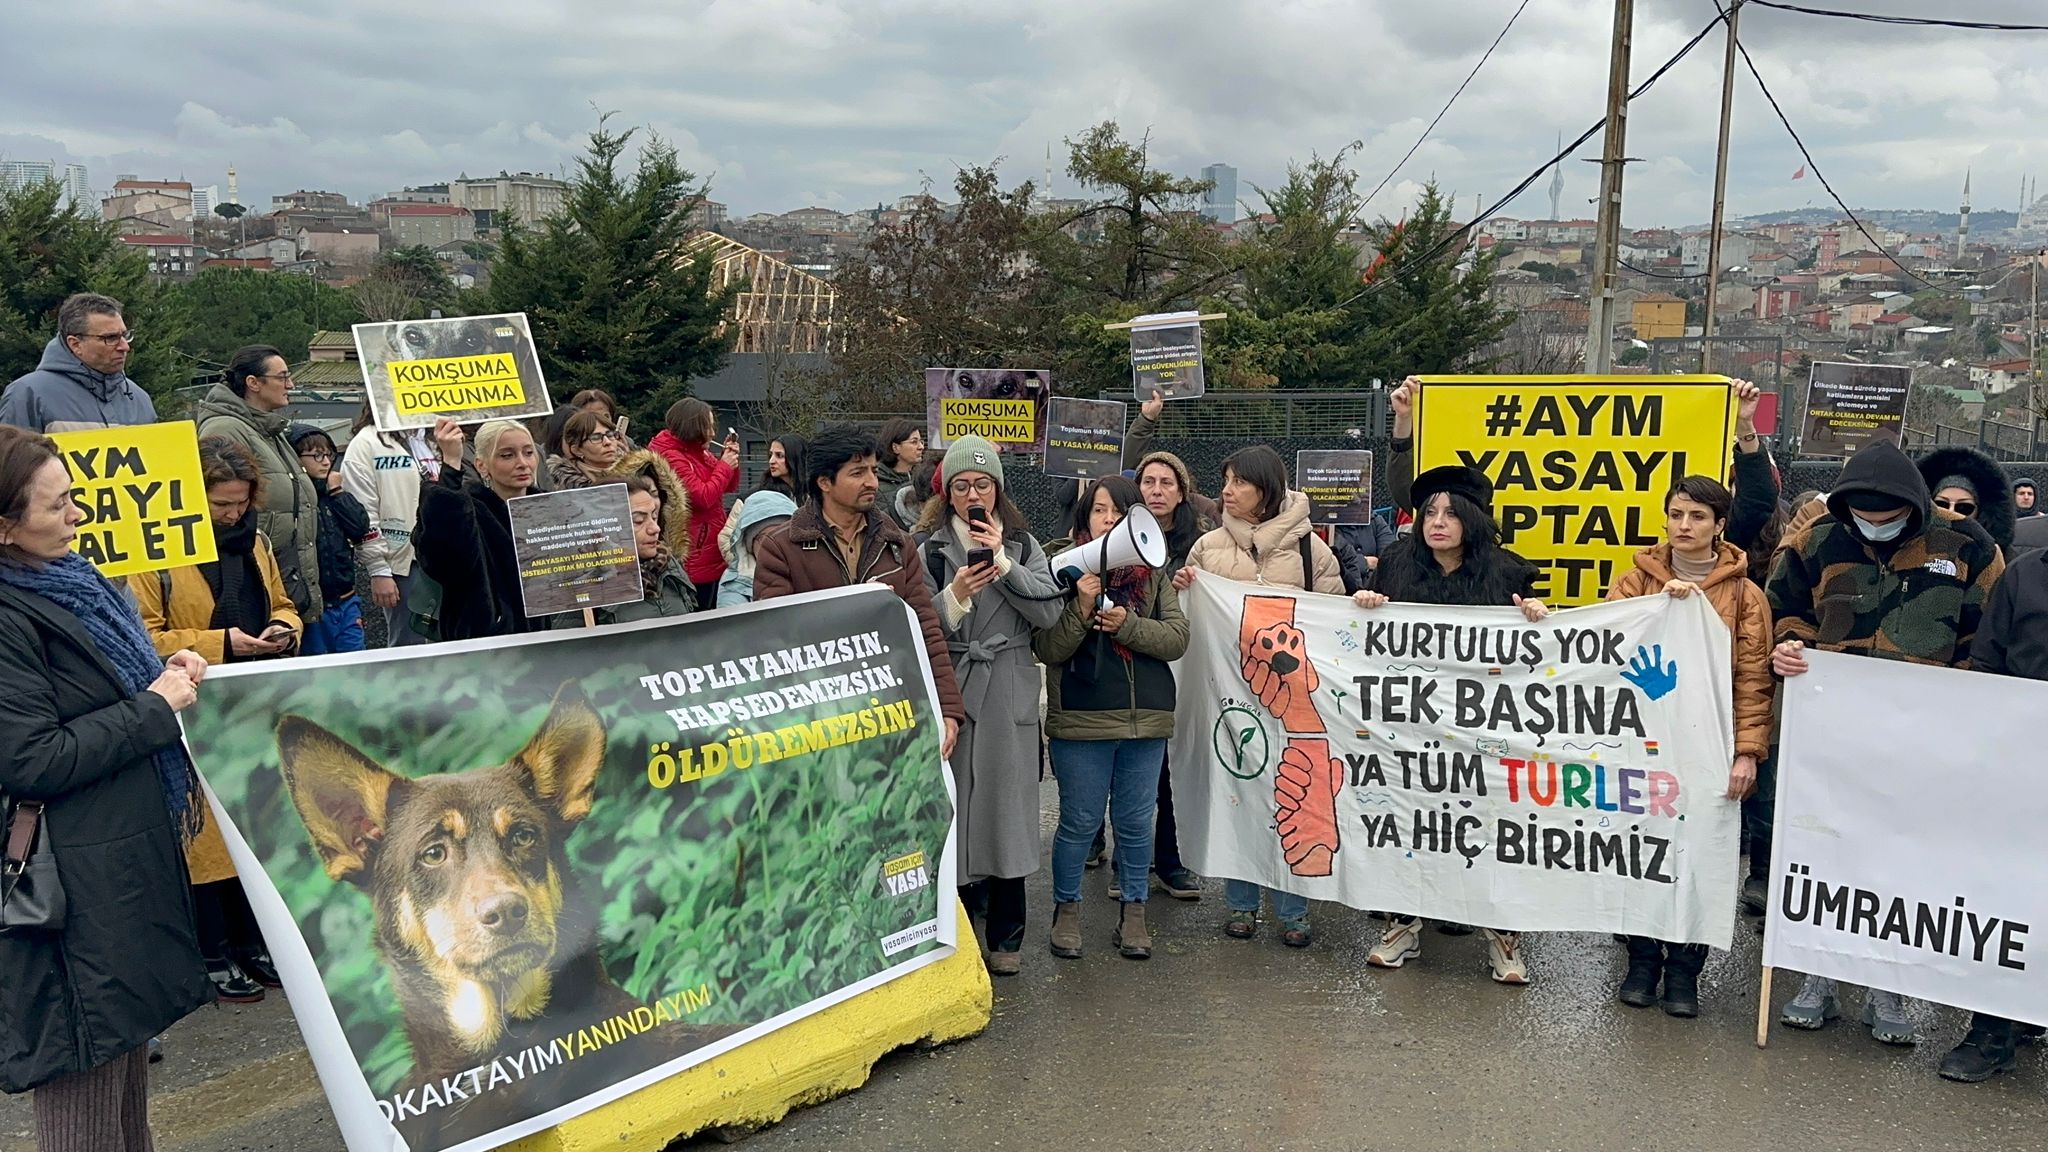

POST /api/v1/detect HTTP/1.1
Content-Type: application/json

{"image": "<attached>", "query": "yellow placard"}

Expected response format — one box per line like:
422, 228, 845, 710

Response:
1415, 376, 1735, 605
939, 397, 1036, 444
388, 353, 526, 415
49, 421, 217, 579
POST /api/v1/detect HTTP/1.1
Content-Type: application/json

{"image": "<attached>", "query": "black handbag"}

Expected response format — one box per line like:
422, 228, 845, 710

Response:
1, 799, 65, 933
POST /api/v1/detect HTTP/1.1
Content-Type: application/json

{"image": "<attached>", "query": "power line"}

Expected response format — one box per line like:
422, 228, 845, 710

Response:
1732, 33, 1950, 295
1360, 0, 1536, 210
1746, 0, 2048, 32
1334, 7, 1730, 313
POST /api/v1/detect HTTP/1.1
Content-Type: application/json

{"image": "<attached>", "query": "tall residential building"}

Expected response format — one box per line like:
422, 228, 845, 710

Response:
190, 185, 218, 220
1201, 163, 1238, 224
1, 160, 92, 209
449, 173, 569, 231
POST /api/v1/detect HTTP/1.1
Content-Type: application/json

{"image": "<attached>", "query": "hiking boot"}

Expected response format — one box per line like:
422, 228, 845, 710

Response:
207, 960, 265, 1004
1740, 875, 1768, 916
1940, 1018, 2019, 1083
986, 950, 1022, 977
1115, 903, 1152, 960
1617, 938, 1663, 1008
1660, 943, 1707, 1018
1049, 901, 1083, 959
1368, 917, 1423, 969
1158, 868, 1203, 900
1780, 974, 1840, 1030
1484, 929, 1530, 985
1863, 990, 1919, 1046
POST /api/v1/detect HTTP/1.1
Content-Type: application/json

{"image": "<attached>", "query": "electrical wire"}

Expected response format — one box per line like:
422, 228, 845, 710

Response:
1746, 0, 2048, 32
1360, 0, 1536, 210
1333, 8, 1731, 314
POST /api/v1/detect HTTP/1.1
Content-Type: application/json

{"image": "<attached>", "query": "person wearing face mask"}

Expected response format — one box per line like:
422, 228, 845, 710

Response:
1766, 439, 2004, 1043
415, 417, 545, 640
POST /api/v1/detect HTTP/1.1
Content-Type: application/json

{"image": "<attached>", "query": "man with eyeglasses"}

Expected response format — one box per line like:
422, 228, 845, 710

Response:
1, 292, 158, 432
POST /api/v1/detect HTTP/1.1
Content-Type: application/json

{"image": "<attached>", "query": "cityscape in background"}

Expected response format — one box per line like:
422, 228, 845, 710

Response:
8, 141, 2048, 449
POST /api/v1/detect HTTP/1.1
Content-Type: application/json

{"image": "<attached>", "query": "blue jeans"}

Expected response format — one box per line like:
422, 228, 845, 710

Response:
1050, 738, 1165, 905
301, 596, 364, 656
1224, 880, 1309, 927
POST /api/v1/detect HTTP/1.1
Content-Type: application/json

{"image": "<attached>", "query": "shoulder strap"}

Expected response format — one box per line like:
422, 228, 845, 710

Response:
1299, 534, 1317, 592
5, 801, 43, 866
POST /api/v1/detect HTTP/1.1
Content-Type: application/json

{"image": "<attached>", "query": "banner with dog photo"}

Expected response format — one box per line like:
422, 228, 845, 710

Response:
1169, 576, 1741, 948
180, 586, 957, 1152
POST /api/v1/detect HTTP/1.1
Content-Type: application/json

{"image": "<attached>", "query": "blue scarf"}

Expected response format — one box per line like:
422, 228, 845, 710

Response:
0, 553, 202, 841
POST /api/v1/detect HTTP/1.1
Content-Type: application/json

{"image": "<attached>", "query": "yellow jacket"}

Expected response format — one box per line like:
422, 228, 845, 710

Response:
134, 532, 304, 664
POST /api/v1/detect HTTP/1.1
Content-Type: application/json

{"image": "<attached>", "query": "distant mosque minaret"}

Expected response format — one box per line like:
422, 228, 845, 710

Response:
1956, 168, 1971, 259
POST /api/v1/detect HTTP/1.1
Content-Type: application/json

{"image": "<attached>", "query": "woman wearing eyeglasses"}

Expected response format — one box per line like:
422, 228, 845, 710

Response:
546, 408, 628, 490
1916, 446, 2016, 555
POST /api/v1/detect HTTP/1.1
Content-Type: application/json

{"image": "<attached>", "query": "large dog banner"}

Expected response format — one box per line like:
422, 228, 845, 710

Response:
1171, 577, 1740, 947
1765, 652, 2048, 1027
181, 587, 957, 1152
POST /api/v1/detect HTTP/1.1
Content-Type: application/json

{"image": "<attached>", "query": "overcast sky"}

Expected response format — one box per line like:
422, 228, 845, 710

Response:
2, 0, 2042, 227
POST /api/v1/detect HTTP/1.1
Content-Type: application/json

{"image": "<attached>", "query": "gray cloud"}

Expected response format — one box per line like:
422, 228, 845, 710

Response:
1, 0, 2040, 224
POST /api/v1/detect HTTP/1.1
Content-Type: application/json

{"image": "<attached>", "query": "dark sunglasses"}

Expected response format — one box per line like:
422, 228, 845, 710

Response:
1933, 496, 1976, 517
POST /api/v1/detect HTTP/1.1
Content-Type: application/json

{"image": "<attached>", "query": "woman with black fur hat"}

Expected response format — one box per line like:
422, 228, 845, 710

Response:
1916, 445, 2014, 555
1353, 463, 1550, 986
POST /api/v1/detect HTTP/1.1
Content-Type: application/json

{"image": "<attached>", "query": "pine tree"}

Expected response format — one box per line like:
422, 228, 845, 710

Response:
476, 116, 739, 424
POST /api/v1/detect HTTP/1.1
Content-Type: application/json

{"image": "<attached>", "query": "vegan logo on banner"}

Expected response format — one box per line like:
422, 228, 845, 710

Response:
1767, 652, 2048, 1028
355, 313, 554, 432
182, 587, 956, 1152
1170, 576, 1739, 948
1415, 376, 1735, 604
925, 368, 1050, 451
49, 421, 216, 578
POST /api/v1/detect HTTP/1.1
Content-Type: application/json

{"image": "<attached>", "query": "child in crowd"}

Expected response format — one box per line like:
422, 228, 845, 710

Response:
718, 490, 798, 606
287, 424, 371, 655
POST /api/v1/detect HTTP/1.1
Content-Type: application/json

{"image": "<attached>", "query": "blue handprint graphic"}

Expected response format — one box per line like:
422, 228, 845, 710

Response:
1621, 644, 1679, 700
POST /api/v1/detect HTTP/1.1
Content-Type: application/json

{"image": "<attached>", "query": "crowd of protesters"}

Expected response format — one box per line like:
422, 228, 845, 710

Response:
2, 292, 2046, 1150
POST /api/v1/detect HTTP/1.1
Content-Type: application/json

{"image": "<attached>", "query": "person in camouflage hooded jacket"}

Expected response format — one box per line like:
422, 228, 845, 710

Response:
1767, 440, 2003, 668
1764, 438, 2003, 1046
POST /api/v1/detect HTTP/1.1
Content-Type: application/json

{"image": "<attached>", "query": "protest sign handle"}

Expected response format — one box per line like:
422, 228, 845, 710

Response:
581, 607, 597, 629
1102, 312, 1226, 330
1755, 966, 1773, 1048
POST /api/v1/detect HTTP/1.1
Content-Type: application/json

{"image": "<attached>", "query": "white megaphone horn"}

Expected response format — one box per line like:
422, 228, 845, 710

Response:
1049, 504, 1170, 596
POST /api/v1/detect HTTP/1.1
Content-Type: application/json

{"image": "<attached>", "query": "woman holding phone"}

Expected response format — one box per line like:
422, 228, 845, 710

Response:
916, 435, 1063, 975
132, 435, 299, 1004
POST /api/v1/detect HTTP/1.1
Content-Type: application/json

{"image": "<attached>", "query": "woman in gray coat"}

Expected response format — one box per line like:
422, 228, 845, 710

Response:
916, 436, 1064, 976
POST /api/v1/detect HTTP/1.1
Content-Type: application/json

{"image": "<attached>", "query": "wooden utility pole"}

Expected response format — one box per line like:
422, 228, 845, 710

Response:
1701, 0, 1743, 373
1584, 0, 1636, 374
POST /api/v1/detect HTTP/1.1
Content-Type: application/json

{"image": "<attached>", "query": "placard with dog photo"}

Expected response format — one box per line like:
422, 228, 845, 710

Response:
180, 586, 957, 1152
354, 312, 554, 432
924, 367, 1051, 452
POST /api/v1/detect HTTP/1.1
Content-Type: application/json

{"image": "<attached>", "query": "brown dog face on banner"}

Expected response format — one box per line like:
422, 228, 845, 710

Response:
277, 685, 606, 1054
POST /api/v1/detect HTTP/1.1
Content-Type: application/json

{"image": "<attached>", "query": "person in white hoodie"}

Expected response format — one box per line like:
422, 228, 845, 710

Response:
338, 404, 429, 646
718, 490, 798, 607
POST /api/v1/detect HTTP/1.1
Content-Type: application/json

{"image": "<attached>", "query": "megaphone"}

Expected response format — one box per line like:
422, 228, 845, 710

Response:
1050, 504, 1170, 588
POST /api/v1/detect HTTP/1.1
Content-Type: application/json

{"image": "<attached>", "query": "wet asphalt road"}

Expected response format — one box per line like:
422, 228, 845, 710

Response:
5, 782, 2043, 1152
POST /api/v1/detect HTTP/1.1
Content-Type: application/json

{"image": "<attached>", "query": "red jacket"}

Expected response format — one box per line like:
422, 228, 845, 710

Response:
650, 429, 740, 584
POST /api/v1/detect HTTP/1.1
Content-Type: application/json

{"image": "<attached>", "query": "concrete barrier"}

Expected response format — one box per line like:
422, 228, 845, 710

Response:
509, 902, 989, 1151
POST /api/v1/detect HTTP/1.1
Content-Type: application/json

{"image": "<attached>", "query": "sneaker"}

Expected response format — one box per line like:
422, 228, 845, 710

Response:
1367, 918, 1423, 969
1863, 991, 1919, 1046
1780, 974, 1840, 1030
234, 947, 282, 989
1084, 831, 1109, 870
1436, 922, 1476, 937
1108, 878, 1122, 900
1483, 929, 1530, 985
1157, 868, 1203, 900
207, 960, 265, 1004
146, 1036, 164, 1064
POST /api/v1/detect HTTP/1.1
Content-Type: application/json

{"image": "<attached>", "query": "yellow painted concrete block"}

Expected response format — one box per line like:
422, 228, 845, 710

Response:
508, 903, 990, 1152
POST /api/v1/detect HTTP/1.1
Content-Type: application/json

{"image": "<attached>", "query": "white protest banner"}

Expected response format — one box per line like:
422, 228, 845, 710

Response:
1170, 576, 1740, 947
1765, 652, 2047, 1026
